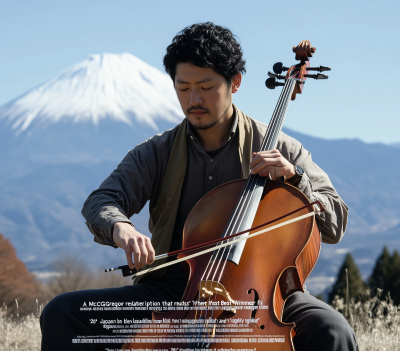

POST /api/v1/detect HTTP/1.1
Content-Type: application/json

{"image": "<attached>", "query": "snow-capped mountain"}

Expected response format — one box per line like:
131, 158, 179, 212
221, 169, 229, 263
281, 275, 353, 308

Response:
0, 53, 399, 295
0, 53, 184, 182
0, 53, 183, 133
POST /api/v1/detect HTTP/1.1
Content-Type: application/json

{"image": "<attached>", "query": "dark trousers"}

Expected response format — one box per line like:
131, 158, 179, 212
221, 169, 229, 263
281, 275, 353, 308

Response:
40, 277, 358, 351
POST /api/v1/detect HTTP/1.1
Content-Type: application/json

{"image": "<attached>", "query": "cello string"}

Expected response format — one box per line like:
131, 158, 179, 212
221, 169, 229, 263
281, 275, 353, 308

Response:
210, 80, 292, 283
219, 77, 295, 251
268, 71, 299, 150
214, 76, 298, 284
262, 73, 298, 167
199, 73, 298, 327
213, 78, 298, 285
214, 77, 297, 284
202, 78, 292, 285
200, 75, 295, 320
205, 76, 294, 284
216, 75, 294, 241
198, 73, 296, 284
264, 71, 297, 152
197, 95, 288, 325
194, 83, 291, 318
197, 73, 298, 287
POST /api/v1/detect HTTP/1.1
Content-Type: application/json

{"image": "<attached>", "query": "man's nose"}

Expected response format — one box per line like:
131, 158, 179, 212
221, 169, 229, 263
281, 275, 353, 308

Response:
189, 88, 203, 106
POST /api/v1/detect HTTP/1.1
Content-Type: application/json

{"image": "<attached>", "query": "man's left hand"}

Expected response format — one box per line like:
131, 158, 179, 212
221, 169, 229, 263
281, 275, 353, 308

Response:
250, 150, 295, 180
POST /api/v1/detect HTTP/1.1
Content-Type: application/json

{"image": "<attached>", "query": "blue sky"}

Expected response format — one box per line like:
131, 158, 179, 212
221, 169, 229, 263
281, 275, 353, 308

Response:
1, 0, 399, 143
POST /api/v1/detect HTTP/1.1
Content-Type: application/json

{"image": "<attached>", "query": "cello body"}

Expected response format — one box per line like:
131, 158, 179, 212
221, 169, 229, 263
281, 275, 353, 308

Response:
123, 179, 321, 350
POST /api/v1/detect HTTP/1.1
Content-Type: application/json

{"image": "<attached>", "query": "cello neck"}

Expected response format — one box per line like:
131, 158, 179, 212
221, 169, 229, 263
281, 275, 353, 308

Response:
260, 77, 296, 152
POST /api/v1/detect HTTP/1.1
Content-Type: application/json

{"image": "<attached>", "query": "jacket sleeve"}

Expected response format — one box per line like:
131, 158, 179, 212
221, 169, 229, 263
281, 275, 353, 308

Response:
81, 144, 159, 248
279, 133, 349, 244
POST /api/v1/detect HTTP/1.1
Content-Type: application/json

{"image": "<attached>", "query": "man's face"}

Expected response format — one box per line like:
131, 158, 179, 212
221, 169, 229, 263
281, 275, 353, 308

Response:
174, 63, 238, 130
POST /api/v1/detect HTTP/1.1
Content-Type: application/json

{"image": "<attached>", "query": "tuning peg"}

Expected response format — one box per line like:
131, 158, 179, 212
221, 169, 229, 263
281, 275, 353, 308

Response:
304, 73, 329, 80
268, 71, 286, 80
265, 77, 285, 89
273, 62, 289, 74
306, 66, 331, 72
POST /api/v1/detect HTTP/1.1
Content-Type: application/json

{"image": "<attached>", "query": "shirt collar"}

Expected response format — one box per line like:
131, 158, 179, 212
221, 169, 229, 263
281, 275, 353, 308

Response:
186, 107, 238, 141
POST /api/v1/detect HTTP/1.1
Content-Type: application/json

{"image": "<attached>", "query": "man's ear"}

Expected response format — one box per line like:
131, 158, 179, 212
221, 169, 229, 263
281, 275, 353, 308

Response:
231, 73, 242, 94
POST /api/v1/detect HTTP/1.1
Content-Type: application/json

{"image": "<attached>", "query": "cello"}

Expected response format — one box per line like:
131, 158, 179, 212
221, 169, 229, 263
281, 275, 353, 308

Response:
112, 40, 331, 350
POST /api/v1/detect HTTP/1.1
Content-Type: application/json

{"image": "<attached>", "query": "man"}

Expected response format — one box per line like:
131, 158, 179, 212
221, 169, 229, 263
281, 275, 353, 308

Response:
40, 22, 357, 351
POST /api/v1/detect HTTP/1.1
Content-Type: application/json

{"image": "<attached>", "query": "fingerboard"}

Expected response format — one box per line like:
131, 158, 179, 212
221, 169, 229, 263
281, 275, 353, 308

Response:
214, 78, 297, 266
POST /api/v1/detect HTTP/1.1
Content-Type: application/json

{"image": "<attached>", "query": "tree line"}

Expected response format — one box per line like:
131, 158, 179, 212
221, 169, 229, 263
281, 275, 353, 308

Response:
328, 247, 400, 305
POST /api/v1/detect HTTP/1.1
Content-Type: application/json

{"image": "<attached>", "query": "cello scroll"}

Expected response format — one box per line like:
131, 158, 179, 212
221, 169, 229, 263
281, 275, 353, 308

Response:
292, 40, 316, 61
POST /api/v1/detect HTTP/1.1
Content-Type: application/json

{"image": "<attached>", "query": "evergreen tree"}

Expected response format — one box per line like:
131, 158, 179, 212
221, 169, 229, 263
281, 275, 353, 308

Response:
387, 250, 400, 305
368, 247, 400, 305
368, 246, 391, 296
329, 253, 367, 304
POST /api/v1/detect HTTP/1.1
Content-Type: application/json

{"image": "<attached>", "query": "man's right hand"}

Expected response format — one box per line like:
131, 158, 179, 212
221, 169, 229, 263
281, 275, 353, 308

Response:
112, 222, 155, 269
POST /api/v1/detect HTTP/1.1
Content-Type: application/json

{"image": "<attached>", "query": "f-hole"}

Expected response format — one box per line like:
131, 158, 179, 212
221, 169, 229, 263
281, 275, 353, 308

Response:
247, 288, 265, 330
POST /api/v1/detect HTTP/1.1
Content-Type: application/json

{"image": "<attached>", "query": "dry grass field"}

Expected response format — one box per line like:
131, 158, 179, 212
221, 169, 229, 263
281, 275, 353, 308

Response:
0, 301, 42, 351
1, 290, 399, 351
331, 290, 400, 351
0, 254, 129, 351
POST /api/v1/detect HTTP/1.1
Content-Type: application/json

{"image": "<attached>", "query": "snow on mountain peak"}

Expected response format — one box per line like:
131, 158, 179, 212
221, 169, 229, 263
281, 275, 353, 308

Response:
0, 53, 184, 133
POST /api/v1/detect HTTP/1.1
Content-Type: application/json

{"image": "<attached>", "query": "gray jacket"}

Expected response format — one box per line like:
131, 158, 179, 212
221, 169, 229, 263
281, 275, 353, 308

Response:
82, 116, 348, 247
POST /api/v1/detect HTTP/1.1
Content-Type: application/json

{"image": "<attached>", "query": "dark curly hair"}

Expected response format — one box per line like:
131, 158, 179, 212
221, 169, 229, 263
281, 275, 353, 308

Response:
163, 22, 246, 85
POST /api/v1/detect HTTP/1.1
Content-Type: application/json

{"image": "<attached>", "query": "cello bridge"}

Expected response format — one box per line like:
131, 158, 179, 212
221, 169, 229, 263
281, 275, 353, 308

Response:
197, 280, 236, 313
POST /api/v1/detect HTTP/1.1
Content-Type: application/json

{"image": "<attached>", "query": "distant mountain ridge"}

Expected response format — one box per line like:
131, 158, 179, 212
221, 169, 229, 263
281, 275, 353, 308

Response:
0, 53, 399, 294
